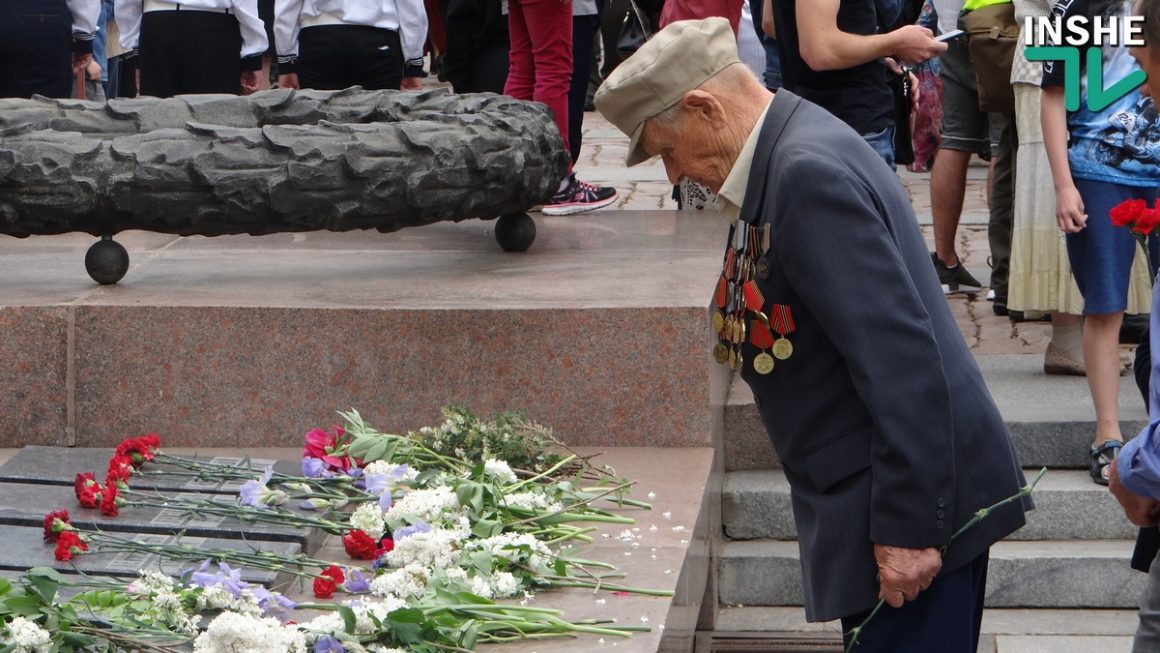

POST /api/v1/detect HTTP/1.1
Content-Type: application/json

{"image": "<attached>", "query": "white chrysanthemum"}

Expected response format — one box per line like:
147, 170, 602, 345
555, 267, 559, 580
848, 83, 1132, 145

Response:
502, 491, 563, 513
491, 571, 520, 598
469, 574, 494, 598
384, 528, 464, 570
362, 461, 419, 482
4, 616, 52, 653
467, 532, 553, 572
385, 486, 460, 524
128, 570, 178, 595
350, 502, 387, 540
192, 612, 306, 653
298, 611, 345, 640
369, 563, 430, 599
352, 596, 407, 634
482, 458, 517, 483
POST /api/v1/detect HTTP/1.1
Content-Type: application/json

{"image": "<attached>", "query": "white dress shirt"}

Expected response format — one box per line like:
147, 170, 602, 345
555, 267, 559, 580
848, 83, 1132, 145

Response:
114, 0, 269, 58
68, 0, 102, 39
274, 0, 429, 65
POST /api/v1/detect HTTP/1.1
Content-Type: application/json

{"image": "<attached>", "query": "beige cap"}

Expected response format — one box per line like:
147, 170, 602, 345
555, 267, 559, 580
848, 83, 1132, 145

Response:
594, 17, 742, 167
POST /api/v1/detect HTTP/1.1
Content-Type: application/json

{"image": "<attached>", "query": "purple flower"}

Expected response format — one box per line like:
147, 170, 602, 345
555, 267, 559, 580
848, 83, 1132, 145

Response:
393, 521, 431, 541
238, 467, 276, 510
251, 586, 297, 621
344, 569, 370, 593
378, 491, 393, 512
302, 457, 331, 479
190, 562, 246, 596
313, 636, 345, 653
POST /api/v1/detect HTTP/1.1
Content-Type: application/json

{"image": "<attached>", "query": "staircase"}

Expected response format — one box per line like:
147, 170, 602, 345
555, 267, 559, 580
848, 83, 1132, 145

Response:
713, 352, 1150, 649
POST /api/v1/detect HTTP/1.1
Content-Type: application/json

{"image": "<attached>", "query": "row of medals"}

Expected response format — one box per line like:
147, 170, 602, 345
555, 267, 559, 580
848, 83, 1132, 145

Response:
712, 220, 794, 375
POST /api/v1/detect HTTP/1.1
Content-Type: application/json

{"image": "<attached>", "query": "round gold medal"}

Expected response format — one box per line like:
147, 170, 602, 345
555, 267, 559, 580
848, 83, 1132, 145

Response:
713, 343, 729, 365
712, 311, 725, 334
753, 352, 775, 375
772, 337, 794, 360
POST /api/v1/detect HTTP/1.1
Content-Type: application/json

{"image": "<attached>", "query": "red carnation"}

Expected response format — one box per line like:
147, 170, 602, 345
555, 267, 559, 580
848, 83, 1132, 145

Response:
313, 565, 346, 599
74, 473, 102, 509
54, 531, 88, 561
43, 510, 70, 542
374, 536, 395, 559
342, 530, 377, 560
303, 425, 351, 471
1111, 198, 1147, 227
107, 455, 134, 484
100, 479, 120, 517
1133, 207, 1160, 235
114, 434, 160, 468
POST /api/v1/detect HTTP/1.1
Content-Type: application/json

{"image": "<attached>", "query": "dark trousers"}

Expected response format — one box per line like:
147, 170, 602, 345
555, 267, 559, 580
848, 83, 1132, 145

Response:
140, 11, 242, 97
568, 13, 601, 163
0, 0, 73, 99
298, 25, 404, 91
988, 113, 1018, 299
840, 553, 989, 653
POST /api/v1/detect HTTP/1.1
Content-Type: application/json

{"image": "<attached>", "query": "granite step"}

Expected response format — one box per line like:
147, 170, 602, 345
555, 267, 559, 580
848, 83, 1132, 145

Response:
723, 354, 1150, 472
719, 540, 1148, 609
723, 469, 1138, 542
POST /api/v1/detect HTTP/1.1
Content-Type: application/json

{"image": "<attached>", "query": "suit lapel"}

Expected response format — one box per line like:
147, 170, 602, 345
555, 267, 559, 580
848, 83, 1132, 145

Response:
739, 90, 804, 223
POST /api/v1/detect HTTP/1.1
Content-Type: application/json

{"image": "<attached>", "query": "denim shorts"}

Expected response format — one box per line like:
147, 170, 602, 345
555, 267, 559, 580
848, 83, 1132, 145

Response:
862, 124, 896, 171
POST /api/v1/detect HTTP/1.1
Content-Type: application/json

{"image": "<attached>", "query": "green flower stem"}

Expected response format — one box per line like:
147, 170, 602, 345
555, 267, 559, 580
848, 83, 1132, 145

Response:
504, 455, 578, 494
544, 578, 675, 597
576, 487, 653, 510
120, 491, 351, 534
844, 467, 1047, 653
85, 531, 331, 579
507, 483, 638, 528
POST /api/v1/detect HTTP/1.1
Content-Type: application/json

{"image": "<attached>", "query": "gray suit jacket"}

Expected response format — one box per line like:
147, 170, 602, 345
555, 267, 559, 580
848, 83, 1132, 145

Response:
737, 90, 1030, 622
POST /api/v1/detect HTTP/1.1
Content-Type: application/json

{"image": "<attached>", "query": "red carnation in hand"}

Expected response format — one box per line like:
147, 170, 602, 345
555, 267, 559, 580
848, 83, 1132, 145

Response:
1110, 198, 1147, 227
43, 510, 71, 542
313, 565, 346, 599
303, 425, 351, 471
374, 536, 395, 559
74, 473, 102, 509
100, 479, 121, 517
54, 531, 88, 561
107, 455, 134, 485
342, 530, 377, 560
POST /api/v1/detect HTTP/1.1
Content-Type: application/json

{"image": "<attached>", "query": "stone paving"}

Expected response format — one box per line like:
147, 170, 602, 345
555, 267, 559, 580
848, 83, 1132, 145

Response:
572, 110, 1055, 358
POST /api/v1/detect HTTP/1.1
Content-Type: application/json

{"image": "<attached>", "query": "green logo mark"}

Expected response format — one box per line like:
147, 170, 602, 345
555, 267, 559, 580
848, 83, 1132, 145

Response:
1025, 47, 1147, 111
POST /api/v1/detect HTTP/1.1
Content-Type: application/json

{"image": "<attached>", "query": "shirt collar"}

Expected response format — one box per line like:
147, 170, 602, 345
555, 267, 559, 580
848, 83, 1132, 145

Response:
717, 99, 773, 223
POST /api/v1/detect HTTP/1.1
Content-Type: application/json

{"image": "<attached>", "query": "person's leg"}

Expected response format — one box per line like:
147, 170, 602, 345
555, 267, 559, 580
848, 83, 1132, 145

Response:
139, 12, 184, 98
354, 26, 404, 90
516, 0, 573, 157
503, 0, 536, 102
1134, 551, 1160, 652
931, 36, 988, 270
568, 13, 600, 163
988, 112, 1018, 311
182, 13, 244, 95
472, 28, 510, 94
298, 26, 351, 90
840, 553, 989, 653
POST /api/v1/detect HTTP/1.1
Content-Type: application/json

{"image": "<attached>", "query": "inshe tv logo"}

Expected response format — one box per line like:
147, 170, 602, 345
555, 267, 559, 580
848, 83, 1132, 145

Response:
1024, 14, 1148, 111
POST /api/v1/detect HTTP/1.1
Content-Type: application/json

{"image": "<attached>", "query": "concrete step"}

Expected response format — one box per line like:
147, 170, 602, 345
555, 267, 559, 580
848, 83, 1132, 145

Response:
712, 607, 1138, 653
724, 354, 1149, 472
723, 469, 1138, 542
719, 540, 1148, 609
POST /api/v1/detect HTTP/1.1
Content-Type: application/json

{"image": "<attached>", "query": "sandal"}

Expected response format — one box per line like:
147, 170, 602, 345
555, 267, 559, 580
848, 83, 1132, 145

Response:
1090, 440, 1123, 486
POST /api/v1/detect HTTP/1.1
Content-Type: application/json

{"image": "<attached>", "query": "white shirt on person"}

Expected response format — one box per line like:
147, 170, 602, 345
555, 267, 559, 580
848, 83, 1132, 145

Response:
274, 0, 429, 65
114, 0, 269, 59
68, 0, 102, 38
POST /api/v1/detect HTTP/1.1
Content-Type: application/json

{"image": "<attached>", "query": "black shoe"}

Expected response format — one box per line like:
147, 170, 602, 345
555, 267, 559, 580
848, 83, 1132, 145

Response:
930, 252, 983, 294
993, 299, 1008, 317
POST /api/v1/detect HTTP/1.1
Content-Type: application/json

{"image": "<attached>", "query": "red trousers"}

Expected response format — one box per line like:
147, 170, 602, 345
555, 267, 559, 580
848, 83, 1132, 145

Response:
505, 0, 573, 164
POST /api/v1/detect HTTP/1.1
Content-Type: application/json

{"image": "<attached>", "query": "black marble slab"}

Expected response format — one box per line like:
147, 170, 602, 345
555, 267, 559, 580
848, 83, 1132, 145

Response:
0, 446, 300, 493
0, 524, 303, 589
0, 481, 328, 552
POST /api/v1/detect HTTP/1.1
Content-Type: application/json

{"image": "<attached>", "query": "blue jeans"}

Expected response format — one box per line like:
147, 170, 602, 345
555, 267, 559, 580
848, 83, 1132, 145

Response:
863, 124, 896, 171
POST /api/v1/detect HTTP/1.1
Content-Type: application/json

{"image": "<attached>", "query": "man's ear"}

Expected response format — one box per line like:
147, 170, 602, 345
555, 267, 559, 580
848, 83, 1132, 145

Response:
680, 90, 726, 126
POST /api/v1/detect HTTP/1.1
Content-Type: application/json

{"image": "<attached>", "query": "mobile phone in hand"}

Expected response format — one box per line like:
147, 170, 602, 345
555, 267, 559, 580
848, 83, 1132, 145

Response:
936, 29, 965, 42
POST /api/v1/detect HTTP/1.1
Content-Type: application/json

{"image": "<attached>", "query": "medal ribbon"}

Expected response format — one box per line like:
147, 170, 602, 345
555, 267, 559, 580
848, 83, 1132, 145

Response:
771, 304, 796, 337
750, 319, 774, 349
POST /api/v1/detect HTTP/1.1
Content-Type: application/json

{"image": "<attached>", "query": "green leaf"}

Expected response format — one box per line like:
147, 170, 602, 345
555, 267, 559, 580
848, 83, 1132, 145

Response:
553, 559, 567, 576
0, 578, 11, 596
386, 607, 427, 644
366, 439, 389, 462
337, 605, 358, 634
4, 595, 45, 617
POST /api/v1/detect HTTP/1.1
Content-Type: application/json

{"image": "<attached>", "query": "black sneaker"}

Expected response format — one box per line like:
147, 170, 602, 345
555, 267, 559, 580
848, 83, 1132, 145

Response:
542, 175, 618, 216
930, 252, 983, 294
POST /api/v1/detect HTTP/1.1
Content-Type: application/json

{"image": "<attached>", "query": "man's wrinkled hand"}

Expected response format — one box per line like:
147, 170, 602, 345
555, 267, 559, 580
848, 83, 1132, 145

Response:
874, 544, 941, 608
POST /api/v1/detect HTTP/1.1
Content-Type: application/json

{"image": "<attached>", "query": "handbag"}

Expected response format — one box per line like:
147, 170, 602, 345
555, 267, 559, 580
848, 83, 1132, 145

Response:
962, 2, 1018, 113
617, 0, 663, 59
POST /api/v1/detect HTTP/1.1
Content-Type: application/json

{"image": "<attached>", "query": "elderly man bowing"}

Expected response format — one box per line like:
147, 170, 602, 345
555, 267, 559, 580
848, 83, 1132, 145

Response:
595, 18, 1031, 651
